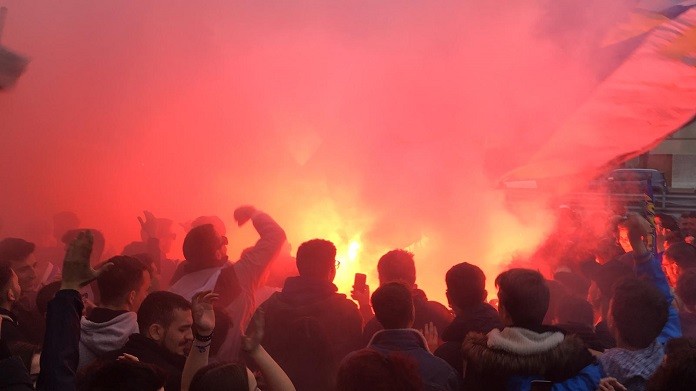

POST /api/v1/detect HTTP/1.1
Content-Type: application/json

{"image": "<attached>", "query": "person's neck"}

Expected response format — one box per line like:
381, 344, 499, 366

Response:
0, 301, 12, 312
100, 304, 130, 312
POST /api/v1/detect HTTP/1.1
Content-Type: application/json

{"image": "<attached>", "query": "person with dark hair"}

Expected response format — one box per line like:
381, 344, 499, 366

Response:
100, 291, 193, 391
462, 268, 601, 391
169, 206, 286, 361
662, 242, 696, 288
434, 262, 502, 377
79, 255, 151, 368
366, 282, 459, 391
676, 269, 696, 338
249, 238, 362, 391
357, 249, 452, 343
0, 238, 45, 345
647, 338, 696, 391
336, 349, 423, 391
0, 261, 26, 345
554, 295, 605, 352
599, 278, 669, 390
679, 212, 696, 241
655, 214, 680, 254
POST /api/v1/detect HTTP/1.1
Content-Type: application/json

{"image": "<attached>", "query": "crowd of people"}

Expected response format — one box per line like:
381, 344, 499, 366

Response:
1, 205, 696, 391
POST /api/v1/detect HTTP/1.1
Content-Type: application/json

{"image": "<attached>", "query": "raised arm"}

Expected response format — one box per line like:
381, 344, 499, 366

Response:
37, 231, 112, 391
232, 206, 287, 291
181, 290, 219, 391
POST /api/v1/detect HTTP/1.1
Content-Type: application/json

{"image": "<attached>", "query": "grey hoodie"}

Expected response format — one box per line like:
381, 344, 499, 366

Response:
78, 312, 138, 368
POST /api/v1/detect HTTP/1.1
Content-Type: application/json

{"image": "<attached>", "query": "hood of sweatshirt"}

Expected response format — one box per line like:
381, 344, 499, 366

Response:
80, 312, 139, 358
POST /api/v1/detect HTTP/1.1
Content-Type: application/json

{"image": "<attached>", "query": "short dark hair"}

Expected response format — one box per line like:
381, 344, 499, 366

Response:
647, 338, 696, 391
446, 262, 486, 309
677, 269, 696, 308
372, 282, 414, 329
377, 250, 416, 286
657, 213, 680, 232
495, 269, 549, 328
80, 360, 166, 391
137, 291, 191, 333
295, 239, 336, 279
611, 278, 668, 349
0, 238, 35, 263
336, 349, 422, 391
555, 295, 594, 327
189, 362, 249, 391
97, 256, 149, 307
665, 242, 696, 269
183, 224, 221, 267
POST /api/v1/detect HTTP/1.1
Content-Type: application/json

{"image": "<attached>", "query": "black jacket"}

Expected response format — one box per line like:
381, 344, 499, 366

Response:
37, 289, 84, 391
252, 276, 362, 391
0, 307, 29, 347
107, 333, 186, 391
363, 288, 453, 344
434, 302, 503, 378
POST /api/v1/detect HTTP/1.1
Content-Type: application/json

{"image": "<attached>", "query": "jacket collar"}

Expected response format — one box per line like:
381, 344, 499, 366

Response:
368, 328, 430, 352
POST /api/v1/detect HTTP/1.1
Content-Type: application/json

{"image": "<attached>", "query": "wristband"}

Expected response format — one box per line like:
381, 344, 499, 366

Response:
194, 330, 213, 342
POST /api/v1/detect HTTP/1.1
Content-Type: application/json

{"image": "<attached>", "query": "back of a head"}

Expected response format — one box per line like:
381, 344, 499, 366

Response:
0, 238, 35, 263
183, 224, 221, 267
677, 269, 696, 308
555, 295, 594, 327
372, 282, 414, 329
191, 215, 227, 236
665, 242, 696, 269
189, 362, 249, 391
495, 268, 549, 328
296, 239, 336, 280
377, 249, 416, 287
80, 360, 166, 391
658, 213, 680, 233
137, 291, 191, 333
611, 278, 668, 349
97, 256, 149, 307
647, 338, 696, 391
446, 262, 486, 310
336, 349, 422, 391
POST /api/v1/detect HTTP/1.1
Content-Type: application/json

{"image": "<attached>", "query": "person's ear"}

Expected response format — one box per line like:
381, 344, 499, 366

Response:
147, 323, 165, 341
2, 287, 13, 302
127, 290, 136, 308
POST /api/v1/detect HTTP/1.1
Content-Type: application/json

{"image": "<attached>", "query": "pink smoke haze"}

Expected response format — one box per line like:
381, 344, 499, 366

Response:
1, 1, 693, 302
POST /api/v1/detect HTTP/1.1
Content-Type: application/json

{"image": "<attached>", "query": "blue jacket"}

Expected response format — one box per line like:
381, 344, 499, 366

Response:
633, 253, 681, 344
368, 329, 460, 391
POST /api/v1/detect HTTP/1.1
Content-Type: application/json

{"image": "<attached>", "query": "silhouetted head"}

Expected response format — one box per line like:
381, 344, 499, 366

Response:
97, 255, 151, 311
377, 249, 416, 288
0, 237, 37, 293
296, 239, 337, 282
609, 278, 668, 349
336, 349, 422, 391
445, 262, 487, 313
182, 224, 228, 268
372, 282, 414, 329
495, 268, 549, 328
189, 362, 254, 391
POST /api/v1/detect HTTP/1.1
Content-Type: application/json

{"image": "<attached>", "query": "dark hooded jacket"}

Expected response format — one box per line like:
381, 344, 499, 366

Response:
252, 276, 362, 391
363, 288, 453, 344
461, 326, 599, 391
434, 302, 503, 377
106, 333, 186, 391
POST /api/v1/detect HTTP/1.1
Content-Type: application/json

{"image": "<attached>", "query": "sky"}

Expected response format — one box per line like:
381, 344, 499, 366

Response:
1, 0, 694, 302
